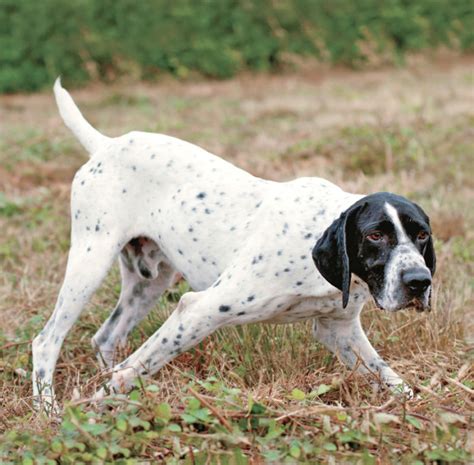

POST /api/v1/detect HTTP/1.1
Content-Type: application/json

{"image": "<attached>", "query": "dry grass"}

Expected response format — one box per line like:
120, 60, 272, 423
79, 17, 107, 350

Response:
0, 57, 473, 463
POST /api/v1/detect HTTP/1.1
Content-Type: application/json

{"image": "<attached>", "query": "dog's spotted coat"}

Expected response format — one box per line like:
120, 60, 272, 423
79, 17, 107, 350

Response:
32, 80, 436, 412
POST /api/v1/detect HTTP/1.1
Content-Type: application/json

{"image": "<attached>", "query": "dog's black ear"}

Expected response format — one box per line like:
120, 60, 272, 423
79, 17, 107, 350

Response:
312, 204, 361, 308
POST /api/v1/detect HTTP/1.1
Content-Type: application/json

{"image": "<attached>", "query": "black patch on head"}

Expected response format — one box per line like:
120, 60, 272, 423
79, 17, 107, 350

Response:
403, 201, 436, 276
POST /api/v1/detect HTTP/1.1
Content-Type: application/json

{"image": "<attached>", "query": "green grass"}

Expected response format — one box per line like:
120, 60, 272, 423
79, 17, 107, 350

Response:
0, 58, 473, 463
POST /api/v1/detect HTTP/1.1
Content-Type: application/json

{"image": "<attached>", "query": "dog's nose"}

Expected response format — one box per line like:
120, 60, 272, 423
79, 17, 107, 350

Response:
402, 268, 431, 294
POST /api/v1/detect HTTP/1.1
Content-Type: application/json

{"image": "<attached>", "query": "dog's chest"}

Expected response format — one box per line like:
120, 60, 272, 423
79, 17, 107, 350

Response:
264, 284, 369, 324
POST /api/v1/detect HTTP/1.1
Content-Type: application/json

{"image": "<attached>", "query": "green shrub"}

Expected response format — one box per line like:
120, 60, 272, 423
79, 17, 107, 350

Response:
0, 0, 472, 92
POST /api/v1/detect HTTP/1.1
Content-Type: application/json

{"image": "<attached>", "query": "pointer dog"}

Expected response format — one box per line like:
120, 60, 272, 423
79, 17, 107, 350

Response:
32, 79, 435, 411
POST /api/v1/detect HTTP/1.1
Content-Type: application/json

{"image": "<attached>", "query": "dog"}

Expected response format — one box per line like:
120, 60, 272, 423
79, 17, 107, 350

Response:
32, 79, 436, 412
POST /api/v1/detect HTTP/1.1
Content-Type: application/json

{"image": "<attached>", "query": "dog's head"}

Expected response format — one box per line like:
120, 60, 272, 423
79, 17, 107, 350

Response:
312, 192, 436, 311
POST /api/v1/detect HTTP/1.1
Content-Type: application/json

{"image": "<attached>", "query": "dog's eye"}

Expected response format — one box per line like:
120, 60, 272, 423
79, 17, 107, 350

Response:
367, 232, 383, 242
417, 231, 429, 241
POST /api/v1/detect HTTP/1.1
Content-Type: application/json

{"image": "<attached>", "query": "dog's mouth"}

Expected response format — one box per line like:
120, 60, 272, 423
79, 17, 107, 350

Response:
372, 294, 430, 313
408, 296, 431, 313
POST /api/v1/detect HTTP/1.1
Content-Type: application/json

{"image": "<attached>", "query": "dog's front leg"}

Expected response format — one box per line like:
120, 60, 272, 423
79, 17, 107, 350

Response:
313, 315, 412, 396
95, 289, 236, 397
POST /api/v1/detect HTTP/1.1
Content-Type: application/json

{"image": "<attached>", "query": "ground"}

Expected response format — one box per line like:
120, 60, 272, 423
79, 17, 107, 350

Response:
0, 57, 473, 464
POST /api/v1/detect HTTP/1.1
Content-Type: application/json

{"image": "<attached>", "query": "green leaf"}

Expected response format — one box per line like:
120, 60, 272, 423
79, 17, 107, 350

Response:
116, 418, 127, 432
96, 446, 107, 459
290, 388, 306, 400
50, 440, 62, 453
323, 442, 337, 451
154, 402, 172, 422
182, 413, 198, 423
406, 415, 422, 429
146, 384, 159, 392
167, 423, 182, 433
316, 384, 331, 396
262, 450, 281, 461
187, 397, 201, 411
289, 444, 301, 458
336, 411, 348, 422
83, 422, 109, 435
193, 408, 211, 422
250, 402, 266, 415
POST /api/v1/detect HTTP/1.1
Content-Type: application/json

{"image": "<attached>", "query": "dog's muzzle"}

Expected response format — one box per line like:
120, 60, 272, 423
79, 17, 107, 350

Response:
402, 267, 432, 295
402, 267, 432, 312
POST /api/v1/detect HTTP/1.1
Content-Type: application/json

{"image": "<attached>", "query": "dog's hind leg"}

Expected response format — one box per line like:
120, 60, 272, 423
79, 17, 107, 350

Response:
92, 253, 178, 369
32, 236, 121, 413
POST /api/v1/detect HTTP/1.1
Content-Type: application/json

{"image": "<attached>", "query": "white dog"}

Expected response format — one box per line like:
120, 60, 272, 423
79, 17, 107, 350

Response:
32, 79, 435, 412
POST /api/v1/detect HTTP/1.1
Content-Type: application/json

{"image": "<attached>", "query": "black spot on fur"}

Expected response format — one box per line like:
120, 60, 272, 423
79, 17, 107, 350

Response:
219, 305, 231, 313
109, 305, 123, 323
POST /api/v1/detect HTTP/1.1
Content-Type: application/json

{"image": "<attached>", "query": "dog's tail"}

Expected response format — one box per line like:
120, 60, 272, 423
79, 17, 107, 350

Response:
54, 77, 110, 155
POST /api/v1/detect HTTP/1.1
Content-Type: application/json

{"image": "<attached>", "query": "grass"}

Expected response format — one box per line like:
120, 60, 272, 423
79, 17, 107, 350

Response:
0, 57, 473, 463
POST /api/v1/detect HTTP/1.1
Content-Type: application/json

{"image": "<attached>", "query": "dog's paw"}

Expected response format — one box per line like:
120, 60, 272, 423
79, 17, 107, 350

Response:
387, 382, 416, 399
33, 394, 62, 417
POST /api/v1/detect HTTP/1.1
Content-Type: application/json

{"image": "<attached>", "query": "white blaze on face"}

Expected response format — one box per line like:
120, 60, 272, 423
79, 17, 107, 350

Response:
385, 203, 410, 243
377, 202, 430, 311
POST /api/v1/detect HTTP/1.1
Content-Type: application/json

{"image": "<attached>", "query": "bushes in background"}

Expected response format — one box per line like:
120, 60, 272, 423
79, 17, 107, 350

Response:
0, 0, 472, 92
